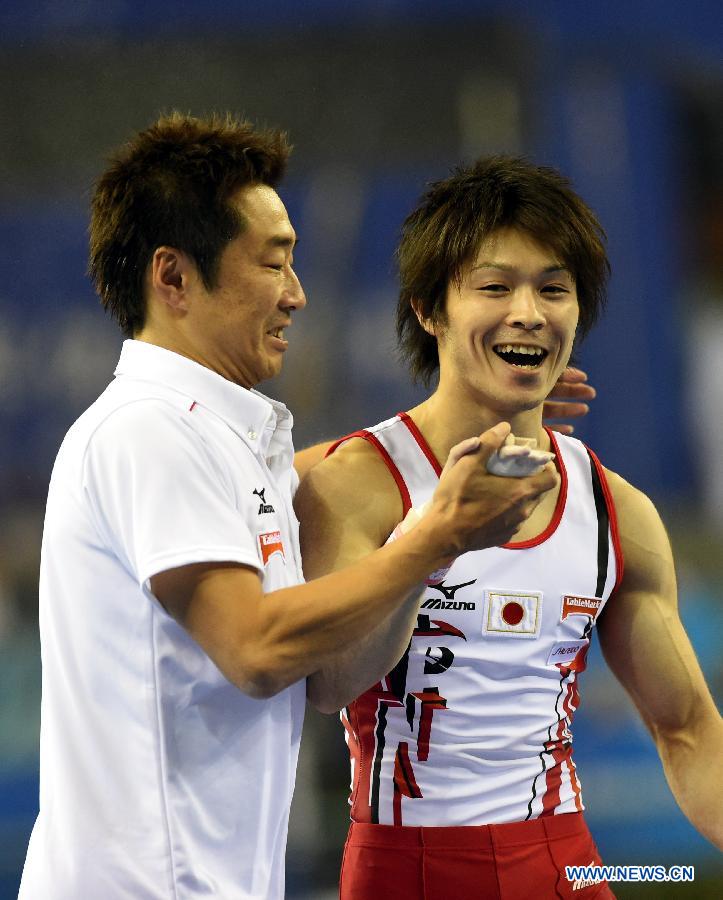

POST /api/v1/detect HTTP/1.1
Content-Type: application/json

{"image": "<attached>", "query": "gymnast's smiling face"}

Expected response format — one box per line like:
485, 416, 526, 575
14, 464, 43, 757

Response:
430, 227, 579, 417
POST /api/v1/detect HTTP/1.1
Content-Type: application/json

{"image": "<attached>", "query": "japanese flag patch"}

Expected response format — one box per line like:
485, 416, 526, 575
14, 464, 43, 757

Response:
258, 530, 285, 566
483, 590, 543, 639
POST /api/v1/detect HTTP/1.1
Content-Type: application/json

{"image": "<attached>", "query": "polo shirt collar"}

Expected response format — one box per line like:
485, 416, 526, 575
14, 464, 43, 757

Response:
114, 340, 293, 453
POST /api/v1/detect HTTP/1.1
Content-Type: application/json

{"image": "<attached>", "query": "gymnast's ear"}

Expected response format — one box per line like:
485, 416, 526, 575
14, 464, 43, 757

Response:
412, 298, 437, 337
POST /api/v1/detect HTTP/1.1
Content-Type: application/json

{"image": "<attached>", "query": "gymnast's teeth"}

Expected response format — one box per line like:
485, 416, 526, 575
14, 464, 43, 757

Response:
495, 344, 544, 355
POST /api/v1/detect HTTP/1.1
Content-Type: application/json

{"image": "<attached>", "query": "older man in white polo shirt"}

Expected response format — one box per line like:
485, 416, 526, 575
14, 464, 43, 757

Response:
19, 113, 563, 899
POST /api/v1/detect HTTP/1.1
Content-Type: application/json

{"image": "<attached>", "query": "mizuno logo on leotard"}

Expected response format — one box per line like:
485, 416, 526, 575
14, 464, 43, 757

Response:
420, 599, 475, 610
428, 579, 476, 599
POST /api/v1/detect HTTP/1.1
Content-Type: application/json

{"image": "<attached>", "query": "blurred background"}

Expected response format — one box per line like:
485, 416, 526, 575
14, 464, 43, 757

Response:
1, 1, 721, 897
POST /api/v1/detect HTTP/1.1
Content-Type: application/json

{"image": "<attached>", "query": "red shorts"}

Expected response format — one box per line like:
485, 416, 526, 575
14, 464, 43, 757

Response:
339, 812, 615, 900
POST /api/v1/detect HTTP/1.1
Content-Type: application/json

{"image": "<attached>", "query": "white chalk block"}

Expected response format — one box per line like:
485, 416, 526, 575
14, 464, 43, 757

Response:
486, 434, 554, 478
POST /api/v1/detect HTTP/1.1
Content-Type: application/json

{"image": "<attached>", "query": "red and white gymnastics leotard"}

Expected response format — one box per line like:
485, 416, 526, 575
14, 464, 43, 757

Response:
330, 413, 623, 827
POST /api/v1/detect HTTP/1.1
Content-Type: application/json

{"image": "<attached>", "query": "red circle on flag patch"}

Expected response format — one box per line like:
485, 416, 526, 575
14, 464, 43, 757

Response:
501, 601, 524, 625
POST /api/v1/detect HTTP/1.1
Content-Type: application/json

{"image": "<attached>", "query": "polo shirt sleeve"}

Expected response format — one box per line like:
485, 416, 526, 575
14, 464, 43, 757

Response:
82, 398, 262, 587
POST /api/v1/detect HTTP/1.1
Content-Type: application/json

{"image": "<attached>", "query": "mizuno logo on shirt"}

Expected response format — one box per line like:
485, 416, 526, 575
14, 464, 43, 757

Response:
253, 487, 275, 514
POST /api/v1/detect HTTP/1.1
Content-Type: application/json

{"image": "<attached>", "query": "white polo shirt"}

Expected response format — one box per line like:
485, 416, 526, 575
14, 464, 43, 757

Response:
19, 340, 306, 900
